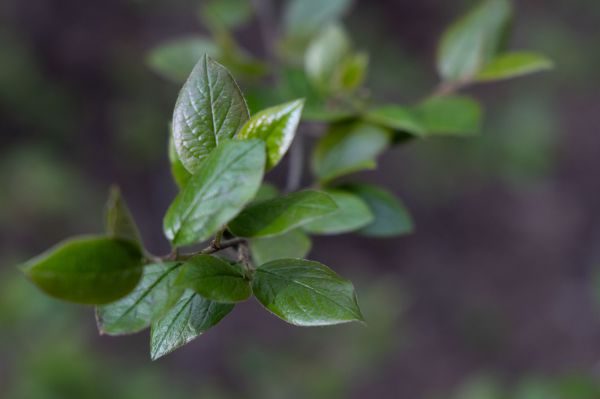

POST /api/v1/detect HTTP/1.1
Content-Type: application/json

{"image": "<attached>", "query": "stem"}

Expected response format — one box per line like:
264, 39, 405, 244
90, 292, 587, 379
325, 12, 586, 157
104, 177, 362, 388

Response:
237, 241, 253, 275
428, 79, 471, 99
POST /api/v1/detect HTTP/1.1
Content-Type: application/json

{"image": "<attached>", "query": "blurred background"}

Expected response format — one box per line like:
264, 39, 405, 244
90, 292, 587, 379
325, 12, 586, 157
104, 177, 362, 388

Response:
1, 0, 600, 398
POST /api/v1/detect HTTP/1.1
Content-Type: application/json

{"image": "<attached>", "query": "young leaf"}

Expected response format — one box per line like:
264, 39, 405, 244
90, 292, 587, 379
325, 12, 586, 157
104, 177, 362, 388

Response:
150, 290, 233, 360
176, 255, 251, 303
312, 122, 391, 183
340, 51, 369, 92
147, 36, 220, 83
21, 236, 143, 305
365, 105, 426, 137
163, 139, 266, 247
105, 186, 142, 246
475, 52, 553, 82
96, 262, 184, 335
305, 25, 351, 93
172, 54, 250, 173
168, 135, 192, 189
250, 229, 312, 265
236, 99, 305, 170
228, 190, 338, 238
303, 190, 373, 235
284, 0, 353, 39
342, 183, 414, 237
253, 258, 363, 326
412, 95, 482, 136
437, 0, 512, 81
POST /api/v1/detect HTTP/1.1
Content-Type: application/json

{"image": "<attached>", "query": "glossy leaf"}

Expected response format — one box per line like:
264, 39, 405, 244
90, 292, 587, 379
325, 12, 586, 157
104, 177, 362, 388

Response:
253, 258, 363, 326
96, 262, 183, 335
437, 0, 511, 81
303, 190, 373, 235
343, 183, 414, 237
476, 52, 553, 82
236, 99, 305, 170
412, 95, 482, 136
168, 135, 191, 189
229, 190, 338, 238
305, 25, 350, 93
312, 122, 391, 183
365, 105, 426, 137
284, 0, 353, 38
150, 290, 233, 360
164, 139, 266, 247
21, 236, 143, 305
172, 54, 250, 173
250, 229, 312, 265
176, 255, 251, 303
147, 36, 219, 83
104, 186, 142, 246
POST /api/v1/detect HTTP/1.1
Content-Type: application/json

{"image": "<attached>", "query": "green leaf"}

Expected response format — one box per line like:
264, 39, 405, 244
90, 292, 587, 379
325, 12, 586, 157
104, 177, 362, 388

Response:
475, 52, 553, 82
150, 290, 233, 360
229, 190, 338, 238
96, 262, 183, 335
163, 139, 266, 247
236, 99, 305, 170
21, 236, 143, 305
303, 189, 373, 235
200, 0, 253, 30
305, 25, 351, 93
342, 183, 414, 237
147, 36, 220, 83
172, 54, 250, 173
412, 95, 482, 136
365, 105, 426, 137
252, 182, 279, 204
250, 229, 312, 265
437, 0, 512, 81
284, 0, 353, 38
253, 258, 363, 326
168, 135, 192, 189
176, 255, 251, 303
312, 122, 391, 183
104, 186, 142, 246
340, 51, 369, 91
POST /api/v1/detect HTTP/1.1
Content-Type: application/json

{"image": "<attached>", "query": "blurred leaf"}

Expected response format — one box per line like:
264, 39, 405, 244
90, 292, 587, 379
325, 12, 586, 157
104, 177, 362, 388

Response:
96, 262, 183, 335
147, 36, 219, 83
313, 122, 391, 183
150, 290, 233, 360
250, 229, 312, 265
200, 0, 253, 30
168, 135, 192, 189
437, 0, 512, 81
229, 190, 338, 238
475, 52, 553, 82
365, 105, 426, 137
236, 99, 305, 169
305, 25, 351, 93
252, 258, 363, 325
412, 95, 482, 136
177, 255, 251, 303
284, 0, 353, 38
304, 189, 373, 235
172, 55, 249, 173
22, 236, 143, 305
342, 183, 414, 237
104, 186, 142, 246
253, 182, 279, 204
164, 140, 266, 247
340, 51, 369, 91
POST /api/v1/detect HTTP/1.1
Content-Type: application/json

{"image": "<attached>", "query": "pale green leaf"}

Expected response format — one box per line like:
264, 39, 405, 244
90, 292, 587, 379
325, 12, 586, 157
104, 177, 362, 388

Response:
21, 236, 143, 305
172, 54, 250, 173
340, 51, 369, 91
150, 290, 233, 360
236, 99, 305, 169
176, 255, 251, 303
163, 139, 266, 247
475, 52, 553, 82
305, 25, 351, 93
303, 189, 373, 235
253, 258, 363, 326
284, 0, 353, 38
252, 182, 279, 204
250, 229, 312, 265
200, 0, 253, 30
229, 190, 338, 238
412, 95, 482, 136
96, 262, 184, 335
365, 105, 426, 137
